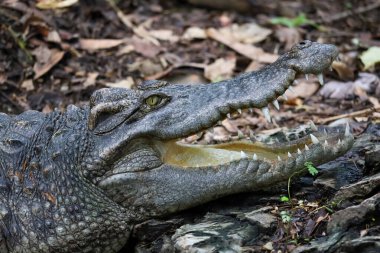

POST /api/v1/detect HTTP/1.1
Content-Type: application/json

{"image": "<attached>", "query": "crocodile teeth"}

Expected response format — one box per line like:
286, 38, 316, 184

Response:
262, 107, 271, 122
277, 156, 282, 161
237, 108, 242, 114
208, 128, 214, 134
310, 134, 320, 144
288, 152, 292, 158
253, 153, 258, 160
305, 144, 309, 150
329, 65, 333, 71
240, 151, 247, 158
288, 86, 295, 93
249, 108, 253, 113
323, 129, 328, 135
297, 148, 302, 155
324, 140, 328, 146
293, 80, 299, 84
345, 122, 351, 136
317, 73, 324, 85
272, 99, 280, 110
237, 130, 244, 139
282, 93, 288, 100
338, 139, 342, 145
310, 120, 318, 131
249, 130, 255, 139
227, 113, 231, 119
305, 74, 309, 80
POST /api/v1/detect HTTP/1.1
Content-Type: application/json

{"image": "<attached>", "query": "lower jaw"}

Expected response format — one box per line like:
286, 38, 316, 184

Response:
153, 127, 354, 169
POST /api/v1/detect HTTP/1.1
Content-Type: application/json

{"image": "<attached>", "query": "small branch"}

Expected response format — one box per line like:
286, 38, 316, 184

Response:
317, 106, 380, 124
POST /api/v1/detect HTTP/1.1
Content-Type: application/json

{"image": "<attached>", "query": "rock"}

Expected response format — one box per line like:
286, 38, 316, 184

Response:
172, 213, 258, 252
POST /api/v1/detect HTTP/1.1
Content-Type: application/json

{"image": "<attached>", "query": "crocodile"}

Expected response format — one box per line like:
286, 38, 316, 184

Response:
0, 40, 354, 252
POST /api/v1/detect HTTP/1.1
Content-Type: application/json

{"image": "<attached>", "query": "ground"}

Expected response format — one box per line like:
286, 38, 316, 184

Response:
0, 0, 379, 252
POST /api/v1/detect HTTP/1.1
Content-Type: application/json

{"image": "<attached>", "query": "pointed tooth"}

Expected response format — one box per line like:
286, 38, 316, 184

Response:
209, 128, 214, 134
272, 99, 280, 110
297, 148, 302, 155
282, 93, 288, 100
249, 129, 255, 139
338, 139, 342, 145
324, 140, 328, 146
262, 107, 271, 123
323, 129, 328, 135
288, 86, 295, 93
310, 120, 318, 131
305, 74, 309, 80
253, 153, 258, 160
249, 108, 253, 113
329, 65, 333, 71
310, 134, 320, 144
345, 122, 351, 136
197, 132, 203, 138
317, 73, 324, 85
227, 113, 231, 119
293, 80, 299, 84
305, 144, 309, 150
277, 155, 282, 161
237, 130, 244, 139
237, 108, 242, 114
288, 152, 292, 158
218, 120, 222, 125
240, 151, 247, 159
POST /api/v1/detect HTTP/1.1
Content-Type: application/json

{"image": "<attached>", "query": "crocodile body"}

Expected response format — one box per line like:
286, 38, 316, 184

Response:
0, 41, 354, 252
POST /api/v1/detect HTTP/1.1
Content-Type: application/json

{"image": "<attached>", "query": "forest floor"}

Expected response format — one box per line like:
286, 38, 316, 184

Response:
1, 0, 380, 252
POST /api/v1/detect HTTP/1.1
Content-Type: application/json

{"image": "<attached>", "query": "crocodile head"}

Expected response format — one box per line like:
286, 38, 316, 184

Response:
83, 41, 353, 219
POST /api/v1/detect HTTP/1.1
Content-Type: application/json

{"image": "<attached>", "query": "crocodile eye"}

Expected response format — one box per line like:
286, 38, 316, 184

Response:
145, 95, 162, 107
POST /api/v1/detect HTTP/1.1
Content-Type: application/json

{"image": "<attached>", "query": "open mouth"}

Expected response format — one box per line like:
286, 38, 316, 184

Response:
154, 122, 353, 169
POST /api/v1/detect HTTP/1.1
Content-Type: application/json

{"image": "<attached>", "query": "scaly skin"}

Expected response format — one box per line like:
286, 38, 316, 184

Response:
0, 41, 354, 252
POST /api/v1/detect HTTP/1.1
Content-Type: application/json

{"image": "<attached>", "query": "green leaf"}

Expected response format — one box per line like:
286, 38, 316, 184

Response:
280, 196, 290, 202
359, 47, 380, 70
305, 161, 318, 176
270, 13, 318, 28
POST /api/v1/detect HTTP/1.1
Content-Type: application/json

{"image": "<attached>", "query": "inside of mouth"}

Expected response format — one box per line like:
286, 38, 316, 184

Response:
153, 132, 337, 168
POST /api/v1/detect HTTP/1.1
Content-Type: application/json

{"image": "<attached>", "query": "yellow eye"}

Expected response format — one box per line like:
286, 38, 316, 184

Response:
145, 95, 162, 106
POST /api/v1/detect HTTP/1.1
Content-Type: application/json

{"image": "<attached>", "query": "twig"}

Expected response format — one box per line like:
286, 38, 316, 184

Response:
317, 106, 380, 124
315, 1, 380, 23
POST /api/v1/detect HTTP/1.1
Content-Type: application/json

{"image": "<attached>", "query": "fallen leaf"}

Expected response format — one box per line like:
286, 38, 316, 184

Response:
182, 27, 207, 40
105, 77, 135, 89
116, 44, 135, 56
79, 39, 126, 51
131, 36, 161, 58
204, 57, 236, 82
21, 79, 34, 91
36, 0, 78, 9
0, 73, 6, 84
284, 79, 319, 99
46, 30, 62, 43
360, 46, 380, 70
32, 46, 65, 79
207, 28, 278, 63
149, 30, 179, 43
319, 73, 380, 99
83, 72, 99, 88
331, 61, 355, 80
275, 27, 301, 50
218, 23, 272, 44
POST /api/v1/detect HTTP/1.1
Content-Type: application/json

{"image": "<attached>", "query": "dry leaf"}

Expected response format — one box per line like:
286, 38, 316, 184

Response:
21, 79, 34, 91
83, 72, 99, 88
36, 0, 78, 9
218, 23, 272, 44
131, 37, 161, 58
204, 57, 236, 82
105, 77, 135, 89
182, 27, 207, 40
32, 46, 65, 79
207, 28, 278, 63
331, 61, 355, 80
149, 30, 179, 43
79, 39, 126, 51
116, 45, 135, 56
275, 27, 301, 50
